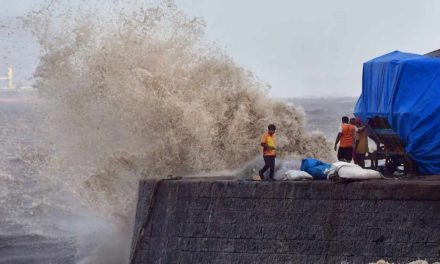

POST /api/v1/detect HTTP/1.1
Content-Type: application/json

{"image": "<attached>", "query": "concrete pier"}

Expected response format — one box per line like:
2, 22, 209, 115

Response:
130, 177, 440, 264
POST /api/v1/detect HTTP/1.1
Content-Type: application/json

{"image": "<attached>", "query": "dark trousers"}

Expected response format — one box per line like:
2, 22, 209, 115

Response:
337, 147, 353, 162
260, 155, 275, 179
354, 153, 366, 168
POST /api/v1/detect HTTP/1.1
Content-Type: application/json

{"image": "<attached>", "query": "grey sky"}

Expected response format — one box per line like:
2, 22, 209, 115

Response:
2, 0, 440, 97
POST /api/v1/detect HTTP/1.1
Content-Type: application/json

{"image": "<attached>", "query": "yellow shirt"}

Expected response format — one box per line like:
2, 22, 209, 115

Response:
261, 133, 276, 156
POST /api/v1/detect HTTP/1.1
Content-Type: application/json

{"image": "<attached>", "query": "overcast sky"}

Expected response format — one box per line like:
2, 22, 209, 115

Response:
2, 0, 440, 97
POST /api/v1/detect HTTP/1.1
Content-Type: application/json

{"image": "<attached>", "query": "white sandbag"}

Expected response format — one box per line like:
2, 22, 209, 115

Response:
338, 166, 383, 179
328, 161, 383, 180
273, 159, 302, 180
278, 170, 313, 181
327, 161, 355, 178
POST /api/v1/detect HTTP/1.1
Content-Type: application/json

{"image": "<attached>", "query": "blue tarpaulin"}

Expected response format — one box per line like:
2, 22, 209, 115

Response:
300, 158, 331, 180
354, 51, 440, 174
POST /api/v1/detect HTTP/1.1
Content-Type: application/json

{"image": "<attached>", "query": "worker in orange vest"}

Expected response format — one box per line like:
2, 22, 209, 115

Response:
334, 116, 356, 162
259, 124, 276, 181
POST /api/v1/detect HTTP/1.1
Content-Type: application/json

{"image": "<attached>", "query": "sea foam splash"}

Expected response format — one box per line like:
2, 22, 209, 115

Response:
2, 0, 333, 262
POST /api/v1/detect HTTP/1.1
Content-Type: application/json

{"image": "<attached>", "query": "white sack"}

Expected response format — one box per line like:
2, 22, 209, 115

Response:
276, 170, 313, 181
328, 161, 383, 180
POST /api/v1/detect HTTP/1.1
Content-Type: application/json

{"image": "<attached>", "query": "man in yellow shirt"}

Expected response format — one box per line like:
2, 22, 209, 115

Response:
259, 124, 276, 181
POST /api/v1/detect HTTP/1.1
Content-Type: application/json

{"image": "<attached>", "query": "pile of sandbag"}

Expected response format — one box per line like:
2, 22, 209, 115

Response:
273, 158, 383, 181
275, 158, 329, 181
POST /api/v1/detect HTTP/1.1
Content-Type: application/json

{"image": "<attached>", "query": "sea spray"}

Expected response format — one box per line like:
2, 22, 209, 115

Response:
15, 0, 334, 262
23, 0, 332, 171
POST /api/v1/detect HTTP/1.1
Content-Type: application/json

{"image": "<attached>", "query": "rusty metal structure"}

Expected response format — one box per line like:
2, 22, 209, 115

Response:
365, 117, 417, 174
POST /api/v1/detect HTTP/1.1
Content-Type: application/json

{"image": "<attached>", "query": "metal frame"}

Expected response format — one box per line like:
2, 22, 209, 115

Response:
364, 116, 417, 175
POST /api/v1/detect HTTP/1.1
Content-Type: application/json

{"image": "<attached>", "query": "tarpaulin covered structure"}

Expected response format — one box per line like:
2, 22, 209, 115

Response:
355, 51, 440, 174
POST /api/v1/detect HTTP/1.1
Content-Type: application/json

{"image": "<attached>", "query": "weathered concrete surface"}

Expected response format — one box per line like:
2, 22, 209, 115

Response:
130, 177, 440, 264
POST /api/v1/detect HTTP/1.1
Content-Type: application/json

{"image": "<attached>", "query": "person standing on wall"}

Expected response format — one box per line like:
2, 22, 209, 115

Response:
259, 124, 276, 181
334, 116, 356, 162
354, 118, 368, 168
349, 117, 358, 160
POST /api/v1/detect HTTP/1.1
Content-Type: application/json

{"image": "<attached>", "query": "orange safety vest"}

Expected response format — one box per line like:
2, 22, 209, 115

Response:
261, 132, 276, 156
340, 123, 355, 148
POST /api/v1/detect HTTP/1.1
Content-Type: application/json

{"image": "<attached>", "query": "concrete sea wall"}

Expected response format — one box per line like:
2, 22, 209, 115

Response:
130, 177, 440, 264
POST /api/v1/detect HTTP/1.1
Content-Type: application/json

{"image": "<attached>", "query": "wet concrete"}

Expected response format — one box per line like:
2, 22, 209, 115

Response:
130, 177, 440, 263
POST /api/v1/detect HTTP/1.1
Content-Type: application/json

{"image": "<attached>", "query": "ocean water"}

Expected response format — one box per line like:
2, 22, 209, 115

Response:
0, 91, 129, 263
0, 90, 354, 263
287, 97, 358, 139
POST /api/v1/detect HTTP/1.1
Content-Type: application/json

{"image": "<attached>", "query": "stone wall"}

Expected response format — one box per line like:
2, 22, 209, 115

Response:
130, 177, 440, 264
